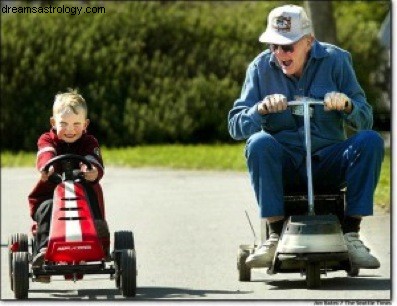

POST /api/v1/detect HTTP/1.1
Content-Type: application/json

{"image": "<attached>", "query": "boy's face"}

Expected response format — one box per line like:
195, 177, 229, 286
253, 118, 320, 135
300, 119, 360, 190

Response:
50, 107, 89, 143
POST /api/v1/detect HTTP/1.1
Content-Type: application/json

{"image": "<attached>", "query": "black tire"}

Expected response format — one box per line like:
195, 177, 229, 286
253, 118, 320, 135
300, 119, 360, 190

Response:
114, 231, 135, 250
120, 249, 137, 297
13, 252, 29, 299
114, 231, 135, 288
237, 249, 251, 282
347, 266, 360, 277
8, 234, 28, 292
306, 262, 321, 289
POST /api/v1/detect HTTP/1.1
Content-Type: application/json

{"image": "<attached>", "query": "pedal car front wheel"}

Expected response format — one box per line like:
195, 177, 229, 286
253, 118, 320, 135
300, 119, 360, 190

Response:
8, 233, 28, 292
120, 249, 137, 297
13, 252, 29, 299
114, 230, 135, 250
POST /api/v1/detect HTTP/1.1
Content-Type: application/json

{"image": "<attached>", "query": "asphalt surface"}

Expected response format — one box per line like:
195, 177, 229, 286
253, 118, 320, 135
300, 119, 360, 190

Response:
1, 167, 391, 301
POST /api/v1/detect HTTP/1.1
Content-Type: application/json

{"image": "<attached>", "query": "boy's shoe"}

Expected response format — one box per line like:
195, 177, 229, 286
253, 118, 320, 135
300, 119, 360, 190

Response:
95, 220, 110, 259
95, 220, 110, 239
344, 232, 380, 269
245, 233, 279, 268
36, 275, 51, 283
32, 248, 47, 268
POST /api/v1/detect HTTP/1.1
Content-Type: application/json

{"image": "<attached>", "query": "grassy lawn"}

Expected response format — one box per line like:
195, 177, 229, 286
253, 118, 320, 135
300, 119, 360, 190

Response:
0, 144, 248, 170
1, 144, 390, 210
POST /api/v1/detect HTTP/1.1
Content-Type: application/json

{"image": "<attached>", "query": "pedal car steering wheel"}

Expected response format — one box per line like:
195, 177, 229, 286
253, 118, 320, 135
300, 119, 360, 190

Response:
42, 154, 93, 182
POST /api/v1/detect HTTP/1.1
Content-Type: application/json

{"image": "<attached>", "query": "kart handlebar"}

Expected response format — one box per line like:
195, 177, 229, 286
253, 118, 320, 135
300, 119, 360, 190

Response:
287, 99, 324, 107
287, 99, 348, 108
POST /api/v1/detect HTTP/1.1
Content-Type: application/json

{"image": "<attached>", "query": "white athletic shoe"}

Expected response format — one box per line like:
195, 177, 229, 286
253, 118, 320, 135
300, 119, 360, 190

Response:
245, 233, 279, 268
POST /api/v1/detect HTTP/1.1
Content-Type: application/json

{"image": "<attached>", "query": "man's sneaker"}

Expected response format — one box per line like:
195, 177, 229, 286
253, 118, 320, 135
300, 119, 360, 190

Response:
344, 232, 380, 269
245, 233, 279, 268
32, 248, 47, 268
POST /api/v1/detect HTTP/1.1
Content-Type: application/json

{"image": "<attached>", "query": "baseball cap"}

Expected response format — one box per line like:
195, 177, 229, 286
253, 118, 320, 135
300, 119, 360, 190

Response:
259, 5, 313, 45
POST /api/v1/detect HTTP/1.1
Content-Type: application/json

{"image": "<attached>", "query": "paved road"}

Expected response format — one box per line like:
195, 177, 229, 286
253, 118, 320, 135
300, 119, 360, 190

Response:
1, 168, 391, 301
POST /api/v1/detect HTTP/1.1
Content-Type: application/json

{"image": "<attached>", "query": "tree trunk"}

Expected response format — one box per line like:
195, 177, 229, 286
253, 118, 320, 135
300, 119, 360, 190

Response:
304, 1, 338, 44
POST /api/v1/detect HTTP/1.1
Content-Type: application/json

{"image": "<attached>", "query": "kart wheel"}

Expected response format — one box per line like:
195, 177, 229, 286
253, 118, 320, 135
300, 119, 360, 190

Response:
306, 262, 321, 289
237, 249, 251, 282
114, 231, 135, 250
13, 252, 29, 299
114, 231, 135, 288
8, 234, 28, 292
347, 267, 359, 277
120, 249, 137, 297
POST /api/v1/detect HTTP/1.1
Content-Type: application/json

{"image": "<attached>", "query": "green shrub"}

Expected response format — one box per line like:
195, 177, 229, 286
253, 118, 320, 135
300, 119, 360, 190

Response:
0, 1, 389, 150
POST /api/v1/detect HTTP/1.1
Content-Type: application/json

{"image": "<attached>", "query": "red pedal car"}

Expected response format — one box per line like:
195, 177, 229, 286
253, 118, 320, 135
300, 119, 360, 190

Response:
8, 154, 137, 299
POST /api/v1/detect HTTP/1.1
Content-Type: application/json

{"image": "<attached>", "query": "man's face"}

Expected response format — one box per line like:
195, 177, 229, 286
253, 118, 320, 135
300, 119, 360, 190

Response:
50, 107, 89, 143
271, 36, 313, 77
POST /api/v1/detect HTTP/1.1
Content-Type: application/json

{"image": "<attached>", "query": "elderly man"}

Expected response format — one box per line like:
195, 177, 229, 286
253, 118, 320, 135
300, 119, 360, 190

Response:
228, 5, 384, 268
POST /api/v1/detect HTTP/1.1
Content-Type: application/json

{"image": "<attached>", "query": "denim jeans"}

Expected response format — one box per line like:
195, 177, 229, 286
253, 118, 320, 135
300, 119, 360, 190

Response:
245, 130, 384, 218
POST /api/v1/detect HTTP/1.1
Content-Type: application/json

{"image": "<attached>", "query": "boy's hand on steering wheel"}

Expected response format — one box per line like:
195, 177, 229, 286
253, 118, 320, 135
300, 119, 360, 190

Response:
324, 91, 352, 114
258, 94, 287, 115
40, 166, 54, 182
80, 163, 98, 182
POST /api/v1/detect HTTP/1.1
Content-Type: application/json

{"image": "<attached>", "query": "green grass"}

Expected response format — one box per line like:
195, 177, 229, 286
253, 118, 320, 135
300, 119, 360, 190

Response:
102, 144, 247, 170
0, 144, 247, 170
1, 145, 390, 209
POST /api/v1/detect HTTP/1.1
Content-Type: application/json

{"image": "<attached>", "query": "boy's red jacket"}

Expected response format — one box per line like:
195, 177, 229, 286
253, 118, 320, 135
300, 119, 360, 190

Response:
28, 129, 105, 218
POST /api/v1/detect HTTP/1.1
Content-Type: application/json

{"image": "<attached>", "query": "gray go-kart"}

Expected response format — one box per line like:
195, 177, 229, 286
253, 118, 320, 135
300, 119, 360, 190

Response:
238, 98, 362, 289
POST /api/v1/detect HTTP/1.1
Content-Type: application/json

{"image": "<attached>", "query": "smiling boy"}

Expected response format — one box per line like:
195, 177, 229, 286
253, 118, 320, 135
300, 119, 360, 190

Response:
28, 89, 109, 269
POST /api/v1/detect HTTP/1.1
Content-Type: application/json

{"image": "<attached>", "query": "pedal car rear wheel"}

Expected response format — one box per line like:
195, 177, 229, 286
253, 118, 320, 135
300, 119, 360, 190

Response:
114, 231, 135, 288
237, 249, 251, 282
306, 262, 321, 289
120, 249, 137, 297
13, 252, 29, 299
8, 233, 28, 292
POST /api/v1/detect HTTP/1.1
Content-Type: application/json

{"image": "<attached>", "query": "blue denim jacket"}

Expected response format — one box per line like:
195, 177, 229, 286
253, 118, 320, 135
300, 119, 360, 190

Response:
228, 40, 373, 166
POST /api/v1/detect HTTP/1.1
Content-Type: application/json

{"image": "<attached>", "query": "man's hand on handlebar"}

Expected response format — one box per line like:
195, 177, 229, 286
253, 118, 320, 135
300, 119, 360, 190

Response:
258, 93, 352, 115
324, 91, 352, 114
257, 94, 287, 115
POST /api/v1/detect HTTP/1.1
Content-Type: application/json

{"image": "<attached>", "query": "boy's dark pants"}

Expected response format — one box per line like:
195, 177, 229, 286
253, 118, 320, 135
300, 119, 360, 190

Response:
33, 182, 104, 253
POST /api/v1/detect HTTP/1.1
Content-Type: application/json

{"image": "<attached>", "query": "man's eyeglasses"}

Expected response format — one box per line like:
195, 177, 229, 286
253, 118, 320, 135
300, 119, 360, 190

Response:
269, 43, 295, 53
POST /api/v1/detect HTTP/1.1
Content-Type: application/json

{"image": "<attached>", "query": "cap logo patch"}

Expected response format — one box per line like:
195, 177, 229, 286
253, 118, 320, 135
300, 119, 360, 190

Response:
272, 16, 291, 33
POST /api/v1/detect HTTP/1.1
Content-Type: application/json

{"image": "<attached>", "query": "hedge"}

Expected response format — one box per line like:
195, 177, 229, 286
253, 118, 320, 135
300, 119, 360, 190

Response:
0, 1, 389, 150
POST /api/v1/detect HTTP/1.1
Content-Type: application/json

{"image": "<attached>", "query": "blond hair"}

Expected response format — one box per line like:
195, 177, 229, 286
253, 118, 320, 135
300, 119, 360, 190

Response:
53, 88, 87, 117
